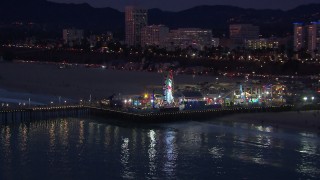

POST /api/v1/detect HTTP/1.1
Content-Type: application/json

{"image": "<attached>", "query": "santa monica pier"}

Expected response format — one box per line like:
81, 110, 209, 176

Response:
0, 71, 319, 124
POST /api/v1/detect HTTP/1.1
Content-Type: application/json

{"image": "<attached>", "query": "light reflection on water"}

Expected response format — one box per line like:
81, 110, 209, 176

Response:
296, 135, 320, 178
147, 129, 157, 177
163, 130, 177, 179
0, 118, 319, 179
121, 137, 132, 179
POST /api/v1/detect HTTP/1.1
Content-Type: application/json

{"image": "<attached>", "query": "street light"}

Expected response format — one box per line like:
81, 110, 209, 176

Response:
303, 97, 308, 102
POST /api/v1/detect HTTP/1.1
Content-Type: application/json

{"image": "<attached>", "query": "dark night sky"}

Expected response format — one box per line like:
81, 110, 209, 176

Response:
49, 0, 319, 11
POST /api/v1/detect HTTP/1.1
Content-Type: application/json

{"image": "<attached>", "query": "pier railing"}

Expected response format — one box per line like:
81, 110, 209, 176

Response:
87, 104, 296, 123
1, 103, 317, 124
0, 105, 89, 124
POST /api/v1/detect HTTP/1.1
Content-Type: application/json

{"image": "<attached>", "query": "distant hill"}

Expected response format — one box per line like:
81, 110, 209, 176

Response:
148, 4, 320, 37
0, 0, 320, 37
0, 0, 124, 32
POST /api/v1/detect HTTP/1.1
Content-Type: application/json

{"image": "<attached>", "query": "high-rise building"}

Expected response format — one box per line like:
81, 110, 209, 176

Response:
141, 25, 169, 47
165, 28, 213, 50
63, 28, 84, 47
212, 38, 220, 47
293, 21, 320, 55
306, 21, 320, 53
293, 23, 306, 51
125, 6, 148, 46
229, 24, 260, 46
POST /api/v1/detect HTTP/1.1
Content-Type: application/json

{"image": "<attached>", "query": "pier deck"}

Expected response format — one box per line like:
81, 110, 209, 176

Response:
0, 104, 300, 124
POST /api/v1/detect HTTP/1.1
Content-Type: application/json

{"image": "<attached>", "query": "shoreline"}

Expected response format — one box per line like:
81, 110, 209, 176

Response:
0, 62, 230, 100
0, 88, 76, 105
0, 62, 319, 133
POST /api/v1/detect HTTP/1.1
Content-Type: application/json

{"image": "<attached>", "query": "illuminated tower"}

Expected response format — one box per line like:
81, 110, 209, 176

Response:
306, 21, 320, 54
163, 71, 174, 106
125, 6, 148, 46
293, 22, 306, 51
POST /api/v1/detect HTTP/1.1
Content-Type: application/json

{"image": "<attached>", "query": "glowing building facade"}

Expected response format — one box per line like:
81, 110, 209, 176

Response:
306, 22, 320, 53
125, 6, 148, 46
293, 21, 320, 56
165, 28, 213, 50
246, 38, 279, 49
141, 25, 169, 47
62, 28, 84, 47
293, 23, 306, 51
229, 24, 260, 46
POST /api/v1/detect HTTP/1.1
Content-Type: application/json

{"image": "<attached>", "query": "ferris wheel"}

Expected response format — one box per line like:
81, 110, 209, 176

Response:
163, 70, 174, 106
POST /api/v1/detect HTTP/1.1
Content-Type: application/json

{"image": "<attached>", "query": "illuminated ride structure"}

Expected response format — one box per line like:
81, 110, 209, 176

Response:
231, 83, 286, 105
163, 71, 175, 107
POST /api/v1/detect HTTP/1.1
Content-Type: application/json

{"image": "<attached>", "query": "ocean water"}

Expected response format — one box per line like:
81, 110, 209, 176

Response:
0, 117, 319, 179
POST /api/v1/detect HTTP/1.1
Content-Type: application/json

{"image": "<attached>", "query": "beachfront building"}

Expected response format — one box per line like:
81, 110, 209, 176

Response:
165, 28, 213, 50
63, 28, 84, 47
141, 25, 169, 47
293, 23, 306, 51
212, 38, 220, 47
306, 21, 320, 55
245, 38, 279, 50
293, 21, 320, 57
125, 6, 148, 46
88, 32, 113, 48
229, 24, 260, 47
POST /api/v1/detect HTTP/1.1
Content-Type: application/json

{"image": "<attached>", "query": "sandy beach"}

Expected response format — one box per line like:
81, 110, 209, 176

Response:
0, 62, 319, 132
0, 62, 221, 101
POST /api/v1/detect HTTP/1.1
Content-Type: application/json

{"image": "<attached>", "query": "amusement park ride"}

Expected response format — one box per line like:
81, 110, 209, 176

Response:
104, 69, 289, 111
161, 70, 180, 111
163, 70, 174, 107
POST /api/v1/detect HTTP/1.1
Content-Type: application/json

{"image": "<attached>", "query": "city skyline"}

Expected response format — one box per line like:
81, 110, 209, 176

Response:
0, 0, 319, 179
49, 0, 320, 11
